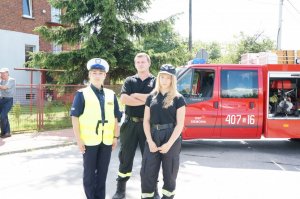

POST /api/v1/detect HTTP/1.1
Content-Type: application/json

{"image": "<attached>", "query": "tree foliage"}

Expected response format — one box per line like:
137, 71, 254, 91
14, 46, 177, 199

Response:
192, 41, 222, 63
192, 32, 276, 64
136, 23, 191, 73
29, 0, 174, 84
229, 32, 275, 63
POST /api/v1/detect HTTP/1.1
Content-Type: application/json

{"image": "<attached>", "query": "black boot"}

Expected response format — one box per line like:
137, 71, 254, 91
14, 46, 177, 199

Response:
161, 196, 174, 199
112, 181, 126, 199
154, 184, 160, 199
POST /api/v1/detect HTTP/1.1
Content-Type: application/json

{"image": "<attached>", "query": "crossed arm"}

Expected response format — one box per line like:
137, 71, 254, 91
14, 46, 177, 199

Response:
0, 85, 8, 90
120, 93, 150, 106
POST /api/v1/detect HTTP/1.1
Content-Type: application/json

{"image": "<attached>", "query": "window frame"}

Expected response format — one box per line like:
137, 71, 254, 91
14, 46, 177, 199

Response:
22, 0, 33, 18
52, 42, 62, 54
51, 6, 61, 23
25, 45, 36, 68
221, 69, 259, 99
177, 68, 215, 104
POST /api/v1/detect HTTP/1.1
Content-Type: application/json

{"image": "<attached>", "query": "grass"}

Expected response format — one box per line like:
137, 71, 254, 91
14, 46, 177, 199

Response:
9, 102, 72, 133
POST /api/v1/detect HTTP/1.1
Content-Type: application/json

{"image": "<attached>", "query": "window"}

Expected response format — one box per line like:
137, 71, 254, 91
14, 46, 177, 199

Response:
26, 93, 35, 100
52, 43, 62, 54
191, 70, 214, 98
25, 45, 36, 68
23, 0, 33, 17
51, 6, 61, 23
268, 73, 300, 117
221, 70, 258, 98
177, 69, 193, 96
177, 68, 215, 103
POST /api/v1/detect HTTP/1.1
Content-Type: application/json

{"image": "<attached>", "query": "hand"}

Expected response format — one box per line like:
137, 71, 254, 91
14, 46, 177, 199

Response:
148, 140, 159, 153
112, 138, 118, 150
77, 140, 86, 154
158, 142, 172, 154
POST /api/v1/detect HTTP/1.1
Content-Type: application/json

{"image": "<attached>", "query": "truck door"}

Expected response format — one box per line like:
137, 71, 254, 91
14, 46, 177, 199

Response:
177, 66, 219, 139
220, 68, 261, 138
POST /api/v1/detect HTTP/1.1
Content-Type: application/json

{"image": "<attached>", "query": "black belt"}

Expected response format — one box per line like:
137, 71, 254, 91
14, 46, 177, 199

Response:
151, 123, 174, 130
0, 97, 12, 99
127, 116, 143, 122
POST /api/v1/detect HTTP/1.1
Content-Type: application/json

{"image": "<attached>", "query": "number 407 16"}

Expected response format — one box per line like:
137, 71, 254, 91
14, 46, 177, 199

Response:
225, 114, 255, 125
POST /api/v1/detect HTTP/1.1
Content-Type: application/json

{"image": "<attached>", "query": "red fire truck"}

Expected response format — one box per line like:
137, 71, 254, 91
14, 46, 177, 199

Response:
177, 63, 300, 140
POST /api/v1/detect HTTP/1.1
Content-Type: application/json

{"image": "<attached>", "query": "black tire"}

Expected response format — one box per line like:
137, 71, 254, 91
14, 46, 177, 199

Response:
289, 138, 300, 142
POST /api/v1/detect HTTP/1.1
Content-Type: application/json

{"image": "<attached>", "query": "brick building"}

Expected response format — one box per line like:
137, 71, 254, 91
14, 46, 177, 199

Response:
0, 0, 62, 85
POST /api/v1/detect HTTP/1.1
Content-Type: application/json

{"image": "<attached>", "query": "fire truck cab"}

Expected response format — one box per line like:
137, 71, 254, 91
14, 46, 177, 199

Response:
177, 64, 300, 140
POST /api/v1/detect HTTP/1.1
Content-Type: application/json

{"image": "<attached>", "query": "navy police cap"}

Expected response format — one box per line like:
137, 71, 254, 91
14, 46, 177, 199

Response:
159, 64, 176, 76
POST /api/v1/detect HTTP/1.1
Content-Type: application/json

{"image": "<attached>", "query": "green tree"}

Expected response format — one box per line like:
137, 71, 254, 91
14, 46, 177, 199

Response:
191, 32, 275, 64
137, 23, 191, 72
192, 41, 222, 63
229, 32, 275, 63
29, 0, 174, 84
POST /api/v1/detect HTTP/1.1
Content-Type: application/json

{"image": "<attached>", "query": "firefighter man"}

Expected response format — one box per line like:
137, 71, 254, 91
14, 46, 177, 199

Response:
71, 58, 122, 199
112, 53, 159, 199
141, 64, 186, 199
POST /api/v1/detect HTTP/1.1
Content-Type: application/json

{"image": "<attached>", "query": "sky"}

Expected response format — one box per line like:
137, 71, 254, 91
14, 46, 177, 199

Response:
141, 0, 300, 50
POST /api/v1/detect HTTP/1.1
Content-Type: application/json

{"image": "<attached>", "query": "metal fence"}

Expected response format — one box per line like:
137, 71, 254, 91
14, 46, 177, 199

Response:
8, 84, 81, 133
9, 84, 122, 133
8, 84, 121, 133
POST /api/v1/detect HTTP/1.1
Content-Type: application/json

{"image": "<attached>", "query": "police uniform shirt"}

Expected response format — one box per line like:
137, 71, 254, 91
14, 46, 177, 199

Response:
70, 84, 122, 122
121, 74, 156, 118
145, 92, 186, 125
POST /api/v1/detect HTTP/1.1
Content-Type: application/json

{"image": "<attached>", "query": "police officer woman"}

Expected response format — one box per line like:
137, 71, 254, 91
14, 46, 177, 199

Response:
71, 58, 122, 199
141, 64, 186, 199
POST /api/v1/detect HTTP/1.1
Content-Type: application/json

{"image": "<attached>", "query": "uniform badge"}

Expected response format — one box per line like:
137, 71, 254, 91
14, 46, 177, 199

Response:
148, 80, 154, 87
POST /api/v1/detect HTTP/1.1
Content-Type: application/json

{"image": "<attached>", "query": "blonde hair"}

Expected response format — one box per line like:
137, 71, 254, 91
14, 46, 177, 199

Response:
134, 53, 151, 64
151, 73, 179, 108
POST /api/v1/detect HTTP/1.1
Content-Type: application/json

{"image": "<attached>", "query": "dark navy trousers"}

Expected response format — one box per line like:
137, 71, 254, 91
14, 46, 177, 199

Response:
83, 143, 112, 199
141, 127, 181, 199
0, 97, 13, 135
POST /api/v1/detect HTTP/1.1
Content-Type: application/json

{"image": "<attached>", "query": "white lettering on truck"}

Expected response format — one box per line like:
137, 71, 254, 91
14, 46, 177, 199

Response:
225, 114, 255, 125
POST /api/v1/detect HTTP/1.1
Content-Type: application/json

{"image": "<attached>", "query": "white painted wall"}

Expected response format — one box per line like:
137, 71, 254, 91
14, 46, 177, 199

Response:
0, 29, 40, 85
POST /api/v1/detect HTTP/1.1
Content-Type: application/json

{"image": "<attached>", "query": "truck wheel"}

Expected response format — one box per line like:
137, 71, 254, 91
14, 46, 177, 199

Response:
289, 138, 300, 142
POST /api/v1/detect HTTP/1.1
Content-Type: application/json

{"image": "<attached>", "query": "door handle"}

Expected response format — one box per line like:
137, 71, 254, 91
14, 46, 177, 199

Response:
249, 102, 255, 109
213, 101, 219, 109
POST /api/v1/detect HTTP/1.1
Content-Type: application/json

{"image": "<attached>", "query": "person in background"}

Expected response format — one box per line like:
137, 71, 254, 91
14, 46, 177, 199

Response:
71, 58, 122, 199
0, 68, 16, 139
112, 53, 159, 199
141, 64, 186, 199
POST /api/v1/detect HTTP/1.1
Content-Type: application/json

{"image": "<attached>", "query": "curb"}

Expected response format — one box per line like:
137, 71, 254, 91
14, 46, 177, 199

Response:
0, 141, 76, 156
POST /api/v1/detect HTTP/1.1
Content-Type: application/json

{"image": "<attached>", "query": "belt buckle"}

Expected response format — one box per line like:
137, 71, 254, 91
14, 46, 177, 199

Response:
155, 125, 160, 130
132, 117, 139, 122
133, 117, 143, 122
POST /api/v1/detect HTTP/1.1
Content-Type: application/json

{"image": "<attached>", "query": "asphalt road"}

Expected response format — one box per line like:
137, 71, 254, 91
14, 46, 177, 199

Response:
1, 139, 300, 199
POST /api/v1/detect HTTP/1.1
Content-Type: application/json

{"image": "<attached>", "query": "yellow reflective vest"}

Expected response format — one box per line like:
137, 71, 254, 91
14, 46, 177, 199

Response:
79, 86, 115, 146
